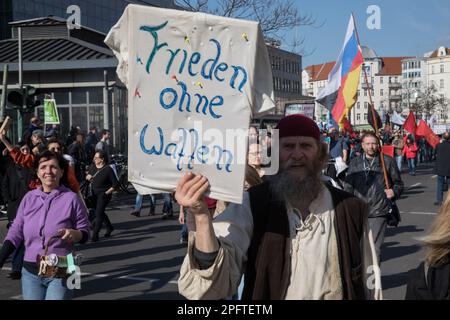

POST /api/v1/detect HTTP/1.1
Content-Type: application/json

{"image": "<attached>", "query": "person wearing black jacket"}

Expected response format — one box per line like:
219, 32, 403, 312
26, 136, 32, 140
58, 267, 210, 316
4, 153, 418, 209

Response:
406, 192, 450, 300
345, 132, 403, 263
434, 132, 450, 206
68, 133, 88, 183
1, 143, 32, 279
86, 150, 118, 242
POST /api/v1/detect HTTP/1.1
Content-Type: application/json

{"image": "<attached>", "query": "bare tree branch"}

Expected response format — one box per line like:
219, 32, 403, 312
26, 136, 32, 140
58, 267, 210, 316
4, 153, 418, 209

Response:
176, 0, 320, 47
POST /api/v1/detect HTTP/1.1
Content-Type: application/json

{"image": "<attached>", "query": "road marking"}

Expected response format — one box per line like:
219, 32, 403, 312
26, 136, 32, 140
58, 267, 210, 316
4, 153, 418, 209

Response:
1, 267, 179, 285
80, 271, 178, 285
401, 211, 437, 215
408, 183, 421, 189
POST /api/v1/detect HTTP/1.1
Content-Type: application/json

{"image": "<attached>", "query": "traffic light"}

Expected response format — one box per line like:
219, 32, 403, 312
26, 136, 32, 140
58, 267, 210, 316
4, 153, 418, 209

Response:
7, 85, 41, 112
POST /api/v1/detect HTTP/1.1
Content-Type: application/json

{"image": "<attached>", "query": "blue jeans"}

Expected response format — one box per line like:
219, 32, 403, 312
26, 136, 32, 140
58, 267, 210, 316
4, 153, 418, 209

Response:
21, 267, 73, 300
407, 158, 415, 174
436, 175, 450, 204
162, 193, 173, 214
395, 156, 403, 172
134, 193, 155, 212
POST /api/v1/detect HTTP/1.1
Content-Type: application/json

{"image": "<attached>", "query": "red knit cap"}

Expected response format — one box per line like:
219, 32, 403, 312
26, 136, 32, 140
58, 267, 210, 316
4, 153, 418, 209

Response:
276, 115, 320, 140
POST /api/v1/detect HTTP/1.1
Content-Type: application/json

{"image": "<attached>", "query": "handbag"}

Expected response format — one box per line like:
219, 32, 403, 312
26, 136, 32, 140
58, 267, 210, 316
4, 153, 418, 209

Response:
386, 199, 401, 227
81, 166, 107, 208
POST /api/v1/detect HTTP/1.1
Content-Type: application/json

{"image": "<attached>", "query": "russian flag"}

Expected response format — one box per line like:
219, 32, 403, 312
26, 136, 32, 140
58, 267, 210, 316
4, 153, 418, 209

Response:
316, 15, 363, 128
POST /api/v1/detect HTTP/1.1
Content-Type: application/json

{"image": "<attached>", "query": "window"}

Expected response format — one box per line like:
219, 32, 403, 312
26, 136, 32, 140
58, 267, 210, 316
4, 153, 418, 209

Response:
364, 102, 368, 109
72, 107, 88, 133
380, 77, 384, 84
432, 66, 435, 74
357, 114, 361, 121
441, 79, 445, 89
380, 89, 384, 96
364, 90, 367, 97
364, 113, 368, 120
441, 65, 445, 73
357, 102, 360, 109
71, 89, 87, 104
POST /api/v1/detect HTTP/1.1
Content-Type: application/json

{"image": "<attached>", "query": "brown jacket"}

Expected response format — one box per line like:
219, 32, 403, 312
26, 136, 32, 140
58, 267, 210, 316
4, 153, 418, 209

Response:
242, 182, 368, 300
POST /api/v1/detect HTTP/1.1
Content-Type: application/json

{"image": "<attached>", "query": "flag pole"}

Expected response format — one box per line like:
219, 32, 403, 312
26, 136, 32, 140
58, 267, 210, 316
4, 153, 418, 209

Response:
352, 13, 390, 190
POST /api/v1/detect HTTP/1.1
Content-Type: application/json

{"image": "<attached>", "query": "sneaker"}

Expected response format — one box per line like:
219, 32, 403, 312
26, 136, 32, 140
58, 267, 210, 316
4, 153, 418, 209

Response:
130, 210, 140, 217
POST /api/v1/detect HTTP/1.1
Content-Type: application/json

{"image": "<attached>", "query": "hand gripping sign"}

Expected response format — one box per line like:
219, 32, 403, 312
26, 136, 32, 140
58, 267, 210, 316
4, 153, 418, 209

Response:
105, 5, 275, 203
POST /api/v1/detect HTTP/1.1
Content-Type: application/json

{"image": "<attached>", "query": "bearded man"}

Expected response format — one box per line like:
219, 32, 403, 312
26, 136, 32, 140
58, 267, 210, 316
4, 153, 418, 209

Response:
176, 115, 381, 300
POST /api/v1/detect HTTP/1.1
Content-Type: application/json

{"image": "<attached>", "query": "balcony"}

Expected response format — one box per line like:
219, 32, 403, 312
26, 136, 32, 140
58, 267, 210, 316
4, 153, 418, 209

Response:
388, 82, 402, 89
361, 82, 373, 89
389, 94, 402, 100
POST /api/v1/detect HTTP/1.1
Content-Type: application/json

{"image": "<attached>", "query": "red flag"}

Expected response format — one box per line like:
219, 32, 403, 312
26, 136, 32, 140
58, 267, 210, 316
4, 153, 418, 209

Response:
416, 120, 431, 136
416, 120, 440, 148
381, 145, 394, 157
403, 112, 417, 134
416, 119, 440, 148
342, 117, 353, 134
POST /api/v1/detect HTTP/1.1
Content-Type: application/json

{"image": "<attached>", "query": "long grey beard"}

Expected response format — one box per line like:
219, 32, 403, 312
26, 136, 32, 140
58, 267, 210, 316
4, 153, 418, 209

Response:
271, 170, 323, 209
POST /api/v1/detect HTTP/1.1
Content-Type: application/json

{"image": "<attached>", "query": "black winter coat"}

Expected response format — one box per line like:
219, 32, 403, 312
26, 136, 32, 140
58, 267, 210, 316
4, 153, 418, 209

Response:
405, 259, 450, 300
435, 140, 450, 177
1, 163, 32, 221
345, 153, 403, 218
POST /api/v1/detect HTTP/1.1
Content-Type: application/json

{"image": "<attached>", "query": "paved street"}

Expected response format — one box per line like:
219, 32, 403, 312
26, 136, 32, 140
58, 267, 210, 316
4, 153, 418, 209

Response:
0, 162, 442, 300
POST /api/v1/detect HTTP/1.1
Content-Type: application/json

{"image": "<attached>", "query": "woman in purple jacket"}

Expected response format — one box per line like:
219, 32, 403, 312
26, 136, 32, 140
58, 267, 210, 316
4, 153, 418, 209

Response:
0, 150, 91, 300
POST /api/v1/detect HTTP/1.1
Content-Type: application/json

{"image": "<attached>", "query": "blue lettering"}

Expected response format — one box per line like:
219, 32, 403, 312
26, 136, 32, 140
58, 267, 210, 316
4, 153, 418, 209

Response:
166, 48, 180, 75
188, 52, 201, 76
194, 94, 209, 115
230, 66, 248, 92
177, 81, 191, 112
139, 123, 233, 173
214, 62, 228, 82
209, 95, 223, 119
164, 143, 177, 159
179, 50, 188, 74
140, 22, 169, 74
196, 146, 209, 164
201, 39, 221, 80
159, 88, 178, 110
213, 145, 233, 172
140, 124, 163, 155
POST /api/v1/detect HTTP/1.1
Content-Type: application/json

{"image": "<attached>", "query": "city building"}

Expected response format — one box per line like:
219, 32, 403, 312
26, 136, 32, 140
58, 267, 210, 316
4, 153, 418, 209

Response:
0, 17, 126, 150
266, 40, 304, 116
303, 46, 410, 128
0, 0, 177, 40
401, 57, 427, 114
425, 46, 450, 124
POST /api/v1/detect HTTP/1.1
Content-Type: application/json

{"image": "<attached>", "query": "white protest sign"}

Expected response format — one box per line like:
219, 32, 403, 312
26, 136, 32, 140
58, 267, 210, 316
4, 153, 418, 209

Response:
105, 5, 274, 203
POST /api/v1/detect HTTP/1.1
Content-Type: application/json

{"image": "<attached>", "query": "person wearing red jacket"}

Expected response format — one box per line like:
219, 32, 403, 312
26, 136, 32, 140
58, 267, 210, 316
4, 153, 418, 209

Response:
403, 138, 418, 176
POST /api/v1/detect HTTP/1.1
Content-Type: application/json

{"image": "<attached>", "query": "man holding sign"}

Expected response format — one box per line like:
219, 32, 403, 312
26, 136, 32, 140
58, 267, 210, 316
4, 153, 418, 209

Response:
177, 115, 381, 300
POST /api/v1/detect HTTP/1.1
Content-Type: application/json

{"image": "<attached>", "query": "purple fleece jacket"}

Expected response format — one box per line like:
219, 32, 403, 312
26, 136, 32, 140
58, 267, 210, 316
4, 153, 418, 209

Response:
5, 185, 90, 263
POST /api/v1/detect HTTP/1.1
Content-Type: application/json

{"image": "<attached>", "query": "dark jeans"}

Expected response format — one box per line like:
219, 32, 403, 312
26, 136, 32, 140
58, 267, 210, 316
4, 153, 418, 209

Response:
436, 175, 450, 204
92, 192, 113, 236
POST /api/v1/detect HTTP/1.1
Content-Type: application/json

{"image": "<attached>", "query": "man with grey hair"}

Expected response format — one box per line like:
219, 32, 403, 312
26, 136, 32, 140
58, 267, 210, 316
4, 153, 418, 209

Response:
176, 115, 381, 300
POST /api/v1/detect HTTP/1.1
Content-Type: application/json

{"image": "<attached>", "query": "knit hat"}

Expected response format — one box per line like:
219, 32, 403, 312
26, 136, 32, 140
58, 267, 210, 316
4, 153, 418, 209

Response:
276, 115, 320, 140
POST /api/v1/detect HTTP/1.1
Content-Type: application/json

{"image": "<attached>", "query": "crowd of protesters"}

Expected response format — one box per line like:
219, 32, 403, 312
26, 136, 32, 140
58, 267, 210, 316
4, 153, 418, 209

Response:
1, 114, 450, 300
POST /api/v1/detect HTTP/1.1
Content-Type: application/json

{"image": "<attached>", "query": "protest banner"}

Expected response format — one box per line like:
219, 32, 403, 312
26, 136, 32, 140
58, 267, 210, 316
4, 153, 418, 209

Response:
44, 99, 60, 125
105, 5, 275, 203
